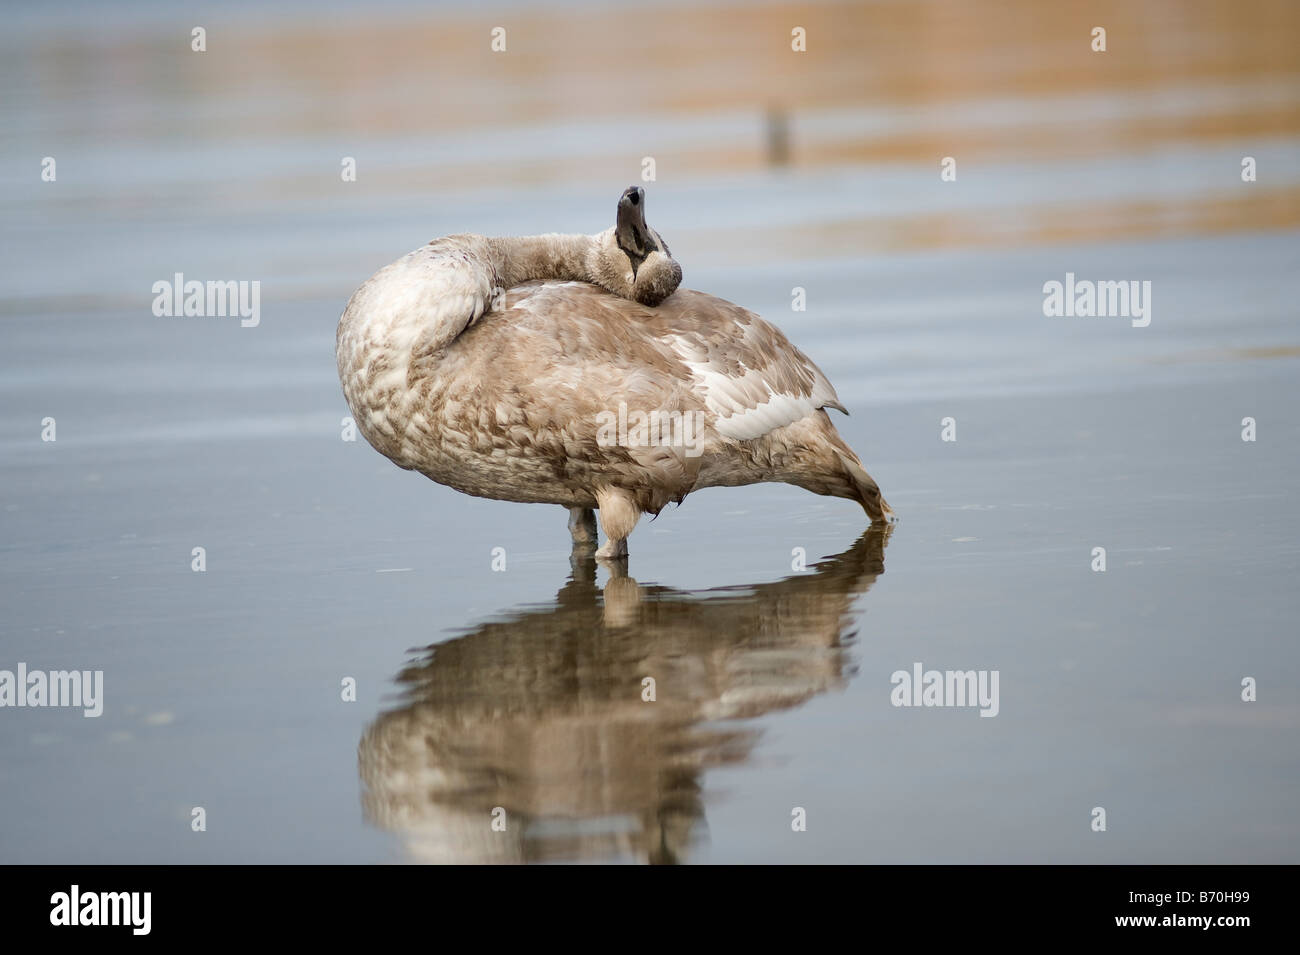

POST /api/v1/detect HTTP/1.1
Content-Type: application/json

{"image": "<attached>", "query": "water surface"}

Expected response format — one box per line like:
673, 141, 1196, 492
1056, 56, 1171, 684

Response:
1, 0, 1297, 863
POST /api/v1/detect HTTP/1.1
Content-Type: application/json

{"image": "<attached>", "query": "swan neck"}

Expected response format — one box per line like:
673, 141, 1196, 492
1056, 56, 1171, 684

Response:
487, 233, 597, 288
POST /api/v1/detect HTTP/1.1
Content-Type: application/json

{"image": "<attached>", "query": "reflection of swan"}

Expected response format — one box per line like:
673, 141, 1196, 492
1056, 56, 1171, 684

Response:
359, 527, 889, 864
337, 188, 892, 560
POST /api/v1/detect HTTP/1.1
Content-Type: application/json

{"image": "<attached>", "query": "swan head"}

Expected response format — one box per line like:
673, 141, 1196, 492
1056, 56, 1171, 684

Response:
589, 186, 682, 306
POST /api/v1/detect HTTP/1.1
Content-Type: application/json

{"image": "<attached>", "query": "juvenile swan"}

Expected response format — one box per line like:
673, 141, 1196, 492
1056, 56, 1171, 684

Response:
337, 188, 892, 558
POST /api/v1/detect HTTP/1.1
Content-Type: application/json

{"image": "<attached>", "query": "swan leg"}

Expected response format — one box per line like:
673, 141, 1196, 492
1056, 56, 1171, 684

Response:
567, 506, 598, 545
593, 487, 640, 559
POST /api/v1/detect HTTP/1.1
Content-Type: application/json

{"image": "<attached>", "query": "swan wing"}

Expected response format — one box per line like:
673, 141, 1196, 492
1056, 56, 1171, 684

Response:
491, 283, 845, 448
660, 292, 846, 442
419, 282, 847, 510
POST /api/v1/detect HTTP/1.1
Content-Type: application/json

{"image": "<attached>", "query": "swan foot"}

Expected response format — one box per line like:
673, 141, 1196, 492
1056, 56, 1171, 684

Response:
594, 537, 628, 560
593, 487, 640, 561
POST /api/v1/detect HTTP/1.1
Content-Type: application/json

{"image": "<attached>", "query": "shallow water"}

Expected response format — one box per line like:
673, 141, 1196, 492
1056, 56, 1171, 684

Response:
1, 0, 1298, 863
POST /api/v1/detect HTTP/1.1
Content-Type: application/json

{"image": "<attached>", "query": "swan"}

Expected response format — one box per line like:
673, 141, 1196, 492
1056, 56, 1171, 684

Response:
337, 186, 893, 558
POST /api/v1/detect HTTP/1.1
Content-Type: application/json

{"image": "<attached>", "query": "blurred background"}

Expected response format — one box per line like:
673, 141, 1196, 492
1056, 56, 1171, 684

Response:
1, 0, 1297, 863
